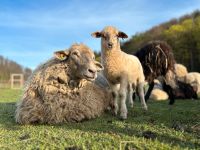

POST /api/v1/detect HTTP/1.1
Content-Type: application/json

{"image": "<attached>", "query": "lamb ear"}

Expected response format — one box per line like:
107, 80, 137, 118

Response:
95, 61, 104, 71
54, 50, 69, 61
118, 31, 128, 39
91, 32, 102, 38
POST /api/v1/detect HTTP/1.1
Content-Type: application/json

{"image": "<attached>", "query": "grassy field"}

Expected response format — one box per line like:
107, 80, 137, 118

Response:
0, 88, 200, 150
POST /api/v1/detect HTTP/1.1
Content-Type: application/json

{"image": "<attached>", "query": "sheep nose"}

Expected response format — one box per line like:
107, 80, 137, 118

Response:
88, 68, 96, 74
108, 42, 113, 48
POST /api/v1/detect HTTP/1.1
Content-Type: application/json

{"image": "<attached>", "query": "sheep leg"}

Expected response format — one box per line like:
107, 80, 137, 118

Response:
162, 81, 175, 105
128, 83, 134, 108
145, 82, 154, 101
138, 82, 148, 111
111, 84, 119, 116
119, 79, 128, 120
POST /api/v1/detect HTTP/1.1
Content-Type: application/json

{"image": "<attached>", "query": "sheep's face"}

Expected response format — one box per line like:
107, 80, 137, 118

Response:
91, 26, 128, 50
54, 44, 103, 81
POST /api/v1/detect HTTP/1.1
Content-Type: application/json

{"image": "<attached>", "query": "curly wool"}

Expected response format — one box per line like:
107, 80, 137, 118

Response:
15, 58, 112, 124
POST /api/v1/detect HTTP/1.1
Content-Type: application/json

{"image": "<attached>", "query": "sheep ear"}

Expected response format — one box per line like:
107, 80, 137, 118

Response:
118, 31, 128, 39
91, 32, 102, 38
54, 50, 69, 61
95, 61, 104, 71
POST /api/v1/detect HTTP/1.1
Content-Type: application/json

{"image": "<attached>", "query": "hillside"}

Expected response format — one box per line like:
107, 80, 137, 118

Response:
0, 55, 32, 81
122, 10, 200, 72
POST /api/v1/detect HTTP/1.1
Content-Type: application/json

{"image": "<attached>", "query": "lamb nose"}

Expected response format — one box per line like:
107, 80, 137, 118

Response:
108, 43, 113, 47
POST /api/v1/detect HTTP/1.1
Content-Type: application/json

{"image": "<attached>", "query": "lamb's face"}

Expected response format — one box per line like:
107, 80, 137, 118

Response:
54, 44, 103, 81
91, 26, 128, 51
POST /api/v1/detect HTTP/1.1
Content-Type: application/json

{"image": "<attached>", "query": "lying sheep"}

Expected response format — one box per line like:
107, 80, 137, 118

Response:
175, 64, 188, 82
150, 89, 169, 101
150, 79, 169, 101
150, 78, 197, 100
92, 26, 147, 119
134, 41, 177, 105
184, 72, 200, 95
15, 43, 113, 124
170, 81, 198, 99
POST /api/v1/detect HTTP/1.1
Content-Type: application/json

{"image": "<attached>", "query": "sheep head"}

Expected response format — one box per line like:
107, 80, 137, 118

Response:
91, 26, 128, 51
54, 43, 103, 81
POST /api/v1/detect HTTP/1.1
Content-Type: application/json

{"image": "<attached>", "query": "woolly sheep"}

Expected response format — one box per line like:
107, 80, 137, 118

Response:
92, 26, 147, 120
134, 41, 177, 105
15, 43, 113, 124
150, 78, 197, 100
150, 89, 169, 101
175, 64, 188, 82
184, 72, 200, 94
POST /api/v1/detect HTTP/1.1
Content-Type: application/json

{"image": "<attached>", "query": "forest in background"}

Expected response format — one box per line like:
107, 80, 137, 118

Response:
0, 55, 32, 81
122, 10, 200, 72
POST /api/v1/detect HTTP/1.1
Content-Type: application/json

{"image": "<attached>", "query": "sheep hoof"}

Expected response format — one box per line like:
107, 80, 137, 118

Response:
142, 106, 148, 111
113, 110, 118, 116
130, 103, 134, 108
120, 112, 127, 120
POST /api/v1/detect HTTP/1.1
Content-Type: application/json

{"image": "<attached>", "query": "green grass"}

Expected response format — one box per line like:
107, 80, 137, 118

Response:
0, 88, 200, 150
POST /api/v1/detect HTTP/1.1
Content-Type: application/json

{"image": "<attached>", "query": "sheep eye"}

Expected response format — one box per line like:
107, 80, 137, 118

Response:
72, 51, 80, 57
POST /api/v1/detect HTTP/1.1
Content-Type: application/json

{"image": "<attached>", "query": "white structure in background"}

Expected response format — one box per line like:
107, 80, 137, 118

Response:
11, 74, 24, 89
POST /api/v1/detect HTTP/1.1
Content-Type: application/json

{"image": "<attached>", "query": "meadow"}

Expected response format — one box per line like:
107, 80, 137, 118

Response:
0, 88, 199, 150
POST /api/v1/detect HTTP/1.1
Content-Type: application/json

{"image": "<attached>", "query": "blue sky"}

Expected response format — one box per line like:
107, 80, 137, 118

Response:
0, 0, 200, 69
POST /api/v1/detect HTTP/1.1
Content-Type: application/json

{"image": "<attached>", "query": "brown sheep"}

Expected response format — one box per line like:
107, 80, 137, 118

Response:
15, 43, 112, 124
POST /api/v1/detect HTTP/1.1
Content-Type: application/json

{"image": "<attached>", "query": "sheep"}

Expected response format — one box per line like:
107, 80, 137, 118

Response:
15, 43, 113, 124
169, 81, 198, 99
150, 89, 169, 101
174, 64, 188, 82
134, 41, 177, 105
91, 26, 147, 120
150, 78, 197, 100
184, 72, 200, 95
149, 79, 168, 101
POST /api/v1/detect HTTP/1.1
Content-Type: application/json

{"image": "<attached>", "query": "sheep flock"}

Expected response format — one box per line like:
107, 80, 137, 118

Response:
15, 26, 200, 124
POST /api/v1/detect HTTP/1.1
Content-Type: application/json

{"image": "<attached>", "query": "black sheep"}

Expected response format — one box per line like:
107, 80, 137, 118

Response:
168, 81, 198, 99
134, 41, 176, 105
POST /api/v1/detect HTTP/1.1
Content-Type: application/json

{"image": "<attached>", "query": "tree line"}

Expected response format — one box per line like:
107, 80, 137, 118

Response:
122, 10, 200, 72
0, 55, 32, 81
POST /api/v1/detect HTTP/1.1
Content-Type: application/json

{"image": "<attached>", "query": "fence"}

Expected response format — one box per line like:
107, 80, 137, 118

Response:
0, 74, 24, 89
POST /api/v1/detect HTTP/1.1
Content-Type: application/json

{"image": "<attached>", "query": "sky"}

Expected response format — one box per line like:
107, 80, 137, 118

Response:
0, 0, 200, 69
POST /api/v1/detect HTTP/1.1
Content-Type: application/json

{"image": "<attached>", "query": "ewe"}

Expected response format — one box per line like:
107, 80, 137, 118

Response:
184, 72, 200, 95
92, 26, 147, 120
174, 63, 188, 82
16, 43, 112, 124
134, 41, 177, 105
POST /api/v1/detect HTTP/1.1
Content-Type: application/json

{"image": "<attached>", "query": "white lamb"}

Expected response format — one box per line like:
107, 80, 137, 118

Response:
92, 26, 147, 119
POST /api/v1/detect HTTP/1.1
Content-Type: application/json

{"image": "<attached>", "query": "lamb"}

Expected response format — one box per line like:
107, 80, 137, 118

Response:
92, 26, 147, 120
174, 63, 188, 82
15, 43, 113, 124
134, 41, 177, 105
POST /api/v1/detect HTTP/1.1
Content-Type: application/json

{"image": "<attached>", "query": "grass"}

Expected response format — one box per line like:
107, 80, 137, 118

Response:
0, 88, 200, 150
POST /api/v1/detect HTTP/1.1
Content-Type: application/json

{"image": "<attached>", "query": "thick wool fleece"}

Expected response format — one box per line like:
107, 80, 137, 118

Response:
16, 58, 112, 124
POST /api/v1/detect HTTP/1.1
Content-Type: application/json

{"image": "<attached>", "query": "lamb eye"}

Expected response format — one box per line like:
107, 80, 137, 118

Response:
103, 35, 107, 40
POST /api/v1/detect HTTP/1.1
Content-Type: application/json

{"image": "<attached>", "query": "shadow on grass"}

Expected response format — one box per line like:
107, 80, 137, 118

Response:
0, 102, 21, 130
0, 100, 199, 148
